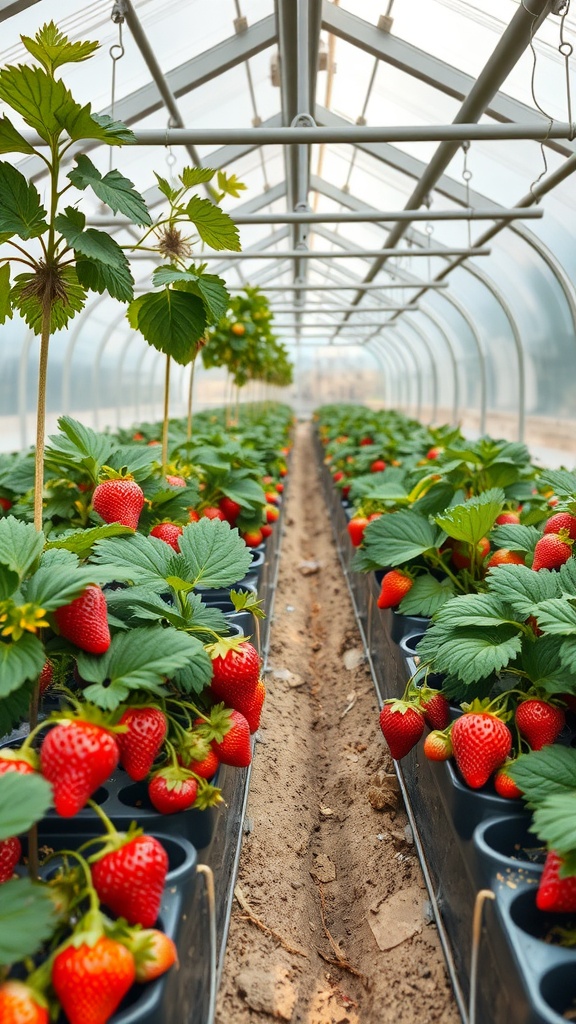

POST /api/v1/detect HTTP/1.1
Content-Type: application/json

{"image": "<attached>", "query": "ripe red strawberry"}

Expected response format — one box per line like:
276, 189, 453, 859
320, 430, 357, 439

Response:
451, 713, 512, 788
515, 699, 565, 750
218, 496, 242, 524
260, 523, 273, 539
486, 549, 525, 568
376, 570, 413, 609
129, 928, 178, 983
165, 474, 186, 487
536, 850, 576, 912
275, 482, 284, 493
265, 504, 280, 524
494, 766, 523, 799
495, 511, 521, 525
265, 490, 280, 505
210, 640, 260, 703
148, 772, 198, 814
188, 508, 200, 522
93, 478, 145, 530
53, 584, 110, 654
212, 709, 252, 768
133, 432, 144, 441
0, 496, 13, 512
202, 506, 226, 521
38, 659, 54, 695
180, 748, 220, 779
420, 693, 450, 731
149, 523, 183, 551
0, 755, 36, 776
0, 836, 21, 883
117, 707, 167, 781
347, 516, 369, 548
423, 730, 452, 761
52, 935, 136, 1024
242, 529, 263, 547
370, 459, 386, 473
232, 678, 266, 733
332, 471, 344, 483
0, 982, 48, 1024
91, 835, 168, 928
426, 446, 442, 460
378, 703, 424, 760
40, 721, 119, 817
451, 537, 491, 570
359, 437, 373, 447
544, 512, 576, 540
532, 533, 572, 571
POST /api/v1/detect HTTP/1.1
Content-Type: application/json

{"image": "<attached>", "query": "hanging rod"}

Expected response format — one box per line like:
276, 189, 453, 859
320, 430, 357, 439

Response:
129, 247, 491, 260
270, 306, 419, 313
87, 207, 543, 227
232, 282, 449, 290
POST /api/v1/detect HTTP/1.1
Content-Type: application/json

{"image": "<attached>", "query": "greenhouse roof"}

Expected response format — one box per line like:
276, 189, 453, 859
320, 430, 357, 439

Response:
0, 0, 575, 449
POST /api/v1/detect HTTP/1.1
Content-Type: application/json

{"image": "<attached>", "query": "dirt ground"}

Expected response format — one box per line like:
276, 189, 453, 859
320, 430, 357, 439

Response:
215, 423, 461, 1024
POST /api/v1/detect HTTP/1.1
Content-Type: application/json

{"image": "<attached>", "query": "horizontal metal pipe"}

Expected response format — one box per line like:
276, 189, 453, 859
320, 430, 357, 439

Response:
273, 322, 396, 328
21, 122, 576, 146
270, 305, 418, 312
129, 247, 491, 260
87, 206, 543, 227
228, 282, 449, 290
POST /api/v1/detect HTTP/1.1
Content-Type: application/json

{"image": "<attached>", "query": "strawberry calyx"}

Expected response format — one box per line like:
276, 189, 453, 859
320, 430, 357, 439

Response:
84, 801, 144, 853
460, 696, 513, 723
0, 747, 40, 770
96, 466, 137, 484
205, 634, 254, 661
147, 764, 196, 792
194, 703, 234, 744
50, 702, 128, 736
193, 779, 224, 810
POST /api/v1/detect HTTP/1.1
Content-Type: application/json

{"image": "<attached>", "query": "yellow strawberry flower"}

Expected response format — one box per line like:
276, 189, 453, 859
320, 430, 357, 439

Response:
0, 602, 49, 641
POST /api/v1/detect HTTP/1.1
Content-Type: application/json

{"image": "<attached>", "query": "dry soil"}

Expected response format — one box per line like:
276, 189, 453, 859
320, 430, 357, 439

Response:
215, 423, 461, 1024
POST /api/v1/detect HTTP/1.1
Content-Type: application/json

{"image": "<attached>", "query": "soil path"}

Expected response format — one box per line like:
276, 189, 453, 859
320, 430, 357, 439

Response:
215, 422, 460, 1024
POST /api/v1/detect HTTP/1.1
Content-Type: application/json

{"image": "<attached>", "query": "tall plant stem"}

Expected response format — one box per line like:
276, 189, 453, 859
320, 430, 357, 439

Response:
162, 354, 171, 473
33, 301, 51, 534
187, 357, 196, 441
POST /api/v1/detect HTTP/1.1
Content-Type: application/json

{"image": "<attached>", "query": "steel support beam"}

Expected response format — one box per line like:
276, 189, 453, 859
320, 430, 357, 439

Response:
129, 247, 491, 260
0, 0, 40, 18
269, 306, 419, 313
231, 282, 449, 291
392, 321, 438, 424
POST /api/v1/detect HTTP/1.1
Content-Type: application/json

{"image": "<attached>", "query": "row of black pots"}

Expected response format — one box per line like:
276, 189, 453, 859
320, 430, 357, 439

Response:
315, 436, 576, 1024
2, 496, 287, 1024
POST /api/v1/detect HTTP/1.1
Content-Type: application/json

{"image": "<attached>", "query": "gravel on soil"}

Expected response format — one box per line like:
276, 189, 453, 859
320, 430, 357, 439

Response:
215, 422, 461, 1024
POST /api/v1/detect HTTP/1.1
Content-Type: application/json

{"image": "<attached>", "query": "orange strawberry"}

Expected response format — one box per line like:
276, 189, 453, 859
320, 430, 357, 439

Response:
0, 981, 48, 1024
129, 928, 178, 983
486, 549, 525, 568
423, 730, 452, 761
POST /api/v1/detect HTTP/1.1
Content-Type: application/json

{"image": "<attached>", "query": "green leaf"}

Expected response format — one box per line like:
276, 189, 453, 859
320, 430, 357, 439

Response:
520, 634, 573, 693
0, 633, 45, 697
216, 169, 247, 198
11, 266, 86, 334
45, 416, 113, 482
104, 587, 183, 628
489, 524, 540, 554
184, 194, 241, 251
170, 641, 213, 695
180, 167, 216, 187
431, 592, 516, 630
0, 64, 76, 141
416, 624, 522, 684
0, 678, 35, 739
0, 262, 12, 325
508, 746, 576, 805
559, 558, 576, 595
77, 626, 204, 710
89, 112, 136, 146
130, 289, 207, 364
558, 637, 576, 675
221, 476, 265, 510
539, 469, 576, 498
0, 772, 53, 840
398, 574, 455, 617
21, 22, 99, 73
533, 598, 576, 636
361, 509, 439, 568
178, 519, 253, 589
46, 524, 134, 558
487, 563, 561, 619
0, 564, 19, 600
91, 533, 172, 588
0, 114, 35, 155
55, 209, 130, 268
0, 877, 57, 966
412, 481, 457, 518
75, 257, 134, 303
24, 563, 97, 611
532, 793, 576, 856
0, 516, 44, 578
154, 172, 180, 202
68, 155, 151, 227
0, 161, 47, 239
434, 488, 505, 545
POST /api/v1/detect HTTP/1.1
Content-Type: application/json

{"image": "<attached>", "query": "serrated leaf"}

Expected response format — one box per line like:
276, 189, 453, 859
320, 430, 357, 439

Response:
11, 266, 86, 334
0, 262, 13, 325
221, 476, 265, 510
434, 488, 505, 545
0, 114, 35, 155
178, 519, 252, 588
0, 564, 19, 600
532, 793, 576, 856
0, 772, 53, 840
68, 155, 151, 226
21, 22, 99, 73
75, 257, 134, 303
398, 573, 455, 617
46, 524, 134, 558
180, 166, 216, 187
0, 678, 34, 737
90, 533, 172, 588
489, 524, 540, 553
508, 746, 576, 805
55, 210, 131, 270
130, 289, 207, 364
89, 112, 135, 146
77, 626, 203, 710
0, 64, 75, 141
559, 637, 576, 675
487, 563, 561, 619
520, 634, 572, 693
431, 592, 517, 629
104, 587, 183, 628
0, 516, 44, 578
184, 194, 241, 251
0, 161, 47, 239
154, 172, 180, 202
559, 558, 576, 595
216, 170, 247, 198
170, 642, 213, 695
540, 469, 576, 498
0, 877, 57, 966
533, 598, 576, 636
45, 416, 113, 481
416, 625, 522, 684
23, 564, 97, 611
361, 509, 439, 568
0, 633, 45, 697
412, 481, 456, 517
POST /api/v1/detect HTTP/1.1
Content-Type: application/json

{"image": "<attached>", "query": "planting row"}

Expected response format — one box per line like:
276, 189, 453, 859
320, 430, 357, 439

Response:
314, 403, 576, 1024
0, 403, 292, 1024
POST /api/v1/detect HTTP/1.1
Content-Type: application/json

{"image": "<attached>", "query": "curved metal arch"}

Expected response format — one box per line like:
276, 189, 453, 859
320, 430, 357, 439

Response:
385, 329, 423, 421
91, 311, 131, 431
148, 351, 165, 423
62, 294, 111, 414
410, 299, 483, 431
18, 328, 35, 450
372, 337, 404, 411
365, 341, 389, 407
388, 320, 438, 425
373, 335, 413, 415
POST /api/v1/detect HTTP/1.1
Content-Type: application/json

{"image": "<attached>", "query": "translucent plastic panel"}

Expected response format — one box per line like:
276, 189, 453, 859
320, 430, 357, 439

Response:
278, 343, 386, 416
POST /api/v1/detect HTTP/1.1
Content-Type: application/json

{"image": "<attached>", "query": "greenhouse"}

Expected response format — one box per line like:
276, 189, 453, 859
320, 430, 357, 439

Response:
0, 1, 576, 1023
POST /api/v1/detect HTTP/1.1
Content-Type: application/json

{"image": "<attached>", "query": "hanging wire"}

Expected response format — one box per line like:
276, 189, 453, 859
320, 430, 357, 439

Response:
165, 117, 178, 184
558, 4, 574, 140
425, 219, 434, 285
108, 9, 125, 173
461, 141, 473, 250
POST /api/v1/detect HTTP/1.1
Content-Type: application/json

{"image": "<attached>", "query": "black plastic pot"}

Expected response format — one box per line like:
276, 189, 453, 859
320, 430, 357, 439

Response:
390, 612, 431, 645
